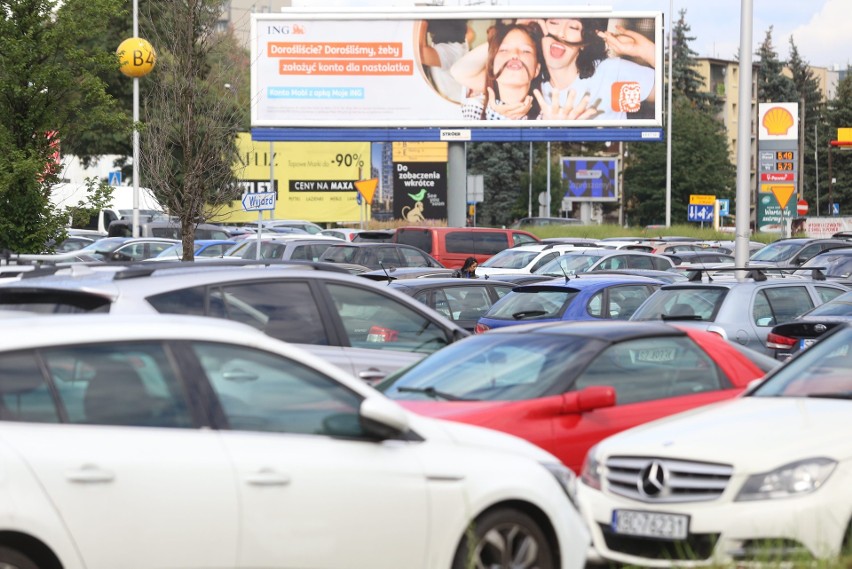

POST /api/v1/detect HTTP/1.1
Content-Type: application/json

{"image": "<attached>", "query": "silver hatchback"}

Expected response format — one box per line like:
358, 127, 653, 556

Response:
630, 271, 849, 354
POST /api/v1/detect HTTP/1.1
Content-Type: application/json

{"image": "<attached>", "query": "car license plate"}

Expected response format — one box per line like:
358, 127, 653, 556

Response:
634, 348, 677, 362
612, 509, 689, 540
799, 338, 817, 350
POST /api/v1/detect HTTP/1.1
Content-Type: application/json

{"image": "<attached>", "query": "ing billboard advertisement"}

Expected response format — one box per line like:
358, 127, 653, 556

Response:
251, 9, 663, 128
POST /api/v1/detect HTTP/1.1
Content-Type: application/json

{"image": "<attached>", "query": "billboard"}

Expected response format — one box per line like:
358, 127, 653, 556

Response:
392, 142, 448, 222
561, 157, 619, 202
251, 9, 663, 129
757, 102, 799, 232
215, 134, 370, 223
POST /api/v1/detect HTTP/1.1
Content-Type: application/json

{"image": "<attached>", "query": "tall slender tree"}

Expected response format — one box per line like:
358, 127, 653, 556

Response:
670, 9, 718, 111
786, 37, 825, 212
467, 142, 530, 227
0, 0, 125, 253
755, 27, 797, 103
138, 0, 247, 260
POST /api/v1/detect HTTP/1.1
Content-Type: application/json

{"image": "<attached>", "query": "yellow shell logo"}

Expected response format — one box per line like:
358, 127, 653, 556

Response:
763, 107, 794, 136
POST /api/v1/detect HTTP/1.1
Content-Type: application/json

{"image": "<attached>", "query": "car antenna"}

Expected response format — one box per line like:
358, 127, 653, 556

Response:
378, 261, 396, 284
559, 262, 571, 283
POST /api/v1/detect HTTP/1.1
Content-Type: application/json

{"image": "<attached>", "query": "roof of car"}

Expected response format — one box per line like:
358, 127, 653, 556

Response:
485, 319, 689, 341
511, 273, 664, 291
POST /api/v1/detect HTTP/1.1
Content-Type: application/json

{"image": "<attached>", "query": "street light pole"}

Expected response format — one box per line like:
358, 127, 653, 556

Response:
132, 0, 140, 237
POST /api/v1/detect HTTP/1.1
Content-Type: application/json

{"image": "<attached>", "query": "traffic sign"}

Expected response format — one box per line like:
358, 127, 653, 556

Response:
354, 178, 378, 203
108, 171, 122, 186
770, 185, 795, 209
832, 202, 840, 216
717, 199, 730, 217
688, 204, 714, 222
689, 194, 715, 206
241, 192, 276, 211
797, 199, 808, 216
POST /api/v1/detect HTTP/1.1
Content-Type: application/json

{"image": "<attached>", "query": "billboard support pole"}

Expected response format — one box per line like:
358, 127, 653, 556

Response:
734, 0, 754, 272
528, 142, 533, 218
448, 142, 466, 228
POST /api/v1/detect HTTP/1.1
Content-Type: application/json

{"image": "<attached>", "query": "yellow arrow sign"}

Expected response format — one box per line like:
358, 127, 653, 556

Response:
770, 184, 795, 209
354, 178, 378, 203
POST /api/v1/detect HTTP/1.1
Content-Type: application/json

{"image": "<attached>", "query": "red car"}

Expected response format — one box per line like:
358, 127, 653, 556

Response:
379, 320, 777, 473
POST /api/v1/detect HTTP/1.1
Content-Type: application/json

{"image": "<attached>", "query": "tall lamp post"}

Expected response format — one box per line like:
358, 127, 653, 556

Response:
116, 0, 156, 237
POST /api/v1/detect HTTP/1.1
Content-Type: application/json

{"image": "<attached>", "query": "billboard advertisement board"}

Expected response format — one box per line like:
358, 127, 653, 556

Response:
251, 9, 663, 129
561, 157, 619, 201
215, 134, 370, 224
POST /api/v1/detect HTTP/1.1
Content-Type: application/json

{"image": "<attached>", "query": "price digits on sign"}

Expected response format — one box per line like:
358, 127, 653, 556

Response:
333, 153, 365, 168
775, 151, 794, 160
775, 162, 794, 171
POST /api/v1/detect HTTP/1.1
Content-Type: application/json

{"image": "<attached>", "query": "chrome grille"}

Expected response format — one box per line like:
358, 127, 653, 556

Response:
605, 456, 733, 503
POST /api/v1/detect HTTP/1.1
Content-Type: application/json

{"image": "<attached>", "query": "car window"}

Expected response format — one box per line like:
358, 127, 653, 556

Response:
418, 290, 452, 319
43, 343, 194, 427
487, 288, 578, 320
375, 247, 403, 267
797, 244, 822, 264
453, 286, 492, 321
753, 286, 814, 327
650, 256, 674, 270
604, 284, 657, 320
573, 336, 725, 404
193, 342, 366, 437
625, 255, 654, 270
632, 287, 726, 321
326, 283, 449, 354
477, 233, 510, 255
0, 351, 60, 423
530, 252, 559, 272
399, 247, 430, 267
512, 232, 539, 246
815, 286, 846, 304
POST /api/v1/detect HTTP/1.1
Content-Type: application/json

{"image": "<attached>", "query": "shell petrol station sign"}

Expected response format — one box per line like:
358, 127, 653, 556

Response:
757, 102, 799, 233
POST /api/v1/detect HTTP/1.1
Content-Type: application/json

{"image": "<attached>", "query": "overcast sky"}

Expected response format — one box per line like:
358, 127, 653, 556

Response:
291, 0, 851, 69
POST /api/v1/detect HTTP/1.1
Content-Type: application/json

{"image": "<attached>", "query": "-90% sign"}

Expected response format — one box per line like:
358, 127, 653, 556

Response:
334, 153, 364, 168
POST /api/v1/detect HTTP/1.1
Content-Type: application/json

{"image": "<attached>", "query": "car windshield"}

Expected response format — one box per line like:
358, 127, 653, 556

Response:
750, 241, 803, 262
485, 287, 579, 320
535, 254, 603, 276
378, 333, 596, 401
631, 287, 728, 321
480, 249, 541, 269
798, 253, 852, 278
800, 291, 852, 317
750, 325, 852, 398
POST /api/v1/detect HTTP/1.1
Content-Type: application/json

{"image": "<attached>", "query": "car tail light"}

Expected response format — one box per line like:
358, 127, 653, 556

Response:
474, 323, 490, 334
366, 326, 399, 343
766, 332, 797, 349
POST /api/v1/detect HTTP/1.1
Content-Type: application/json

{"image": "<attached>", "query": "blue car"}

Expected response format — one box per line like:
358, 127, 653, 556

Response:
475, 274, 664, 333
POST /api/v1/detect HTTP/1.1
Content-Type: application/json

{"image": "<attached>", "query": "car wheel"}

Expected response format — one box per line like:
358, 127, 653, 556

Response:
452, 508, 555, 569
0, 546, 39, 569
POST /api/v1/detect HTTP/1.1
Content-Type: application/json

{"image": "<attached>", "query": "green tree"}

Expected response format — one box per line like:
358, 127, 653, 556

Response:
786, 37, 825, 212
823, 72, 852, 215
756, 27, 797, 103
670, 9, 718, 111
138, 0, 245, 260
0, 0, 125, 253
625, 97, 735, 226
467, 143, 530, 227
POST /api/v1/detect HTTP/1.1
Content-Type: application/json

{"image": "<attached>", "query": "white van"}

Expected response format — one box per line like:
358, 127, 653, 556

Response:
50, 183, 163, 233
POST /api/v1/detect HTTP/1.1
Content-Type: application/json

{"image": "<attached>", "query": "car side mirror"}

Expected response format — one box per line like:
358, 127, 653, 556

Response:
563, 386, 617, 414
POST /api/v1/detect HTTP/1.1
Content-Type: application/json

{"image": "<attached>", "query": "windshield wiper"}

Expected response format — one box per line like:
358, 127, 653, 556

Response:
805, 392, 852, 400
513, 310, 547, 320
396, 386, 472, 401
661, 314, 702, 321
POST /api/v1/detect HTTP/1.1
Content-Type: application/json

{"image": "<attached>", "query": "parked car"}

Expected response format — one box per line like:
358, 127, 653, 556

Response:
352, 229, 396, 243
664, 251, 735, 267
107, 220, 231, 241
224, 236, 341, 262
476, 243, 589, 277
766, 290, 852, 360
576, 323, 852, 567
75, 237, 180, 262
509, 216, 583, 228
0, 313, 589, 569
748, 237, 851, 268
630, 270, 849, 355
532, 249, 675, 277
359, 267, 457, 281
796, 246, 852, 286
394, 226, 540, 269
243, 219, 324, 235
319, 242, 444, 271
0, 264, 468, 384
379, 320, 774, 474
319, 228, 363, 241
147, 239, 238, 261
387, 277, 516, 331
476, 274, 665, 333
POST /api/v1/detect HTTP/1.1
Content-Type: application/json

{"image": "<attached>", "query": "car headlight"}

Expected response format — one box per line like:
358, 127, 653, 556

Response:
580, 445, 602, 491
735, 458, 837, 502
542, 462, 579, 507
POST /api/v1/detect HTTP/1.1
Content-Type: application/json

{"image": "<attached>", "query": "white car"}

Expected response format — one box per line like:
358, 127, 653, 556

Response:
576, 323, 852, 567
0, 314, 589, 569
477, 243, 585, 277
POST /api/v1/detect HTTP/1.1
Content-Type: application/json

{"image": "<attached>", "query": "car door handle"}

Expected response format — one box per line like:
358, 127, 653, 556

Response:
66, 464, 115, 483
245, 468, 291, 486
358, 368, 387, 382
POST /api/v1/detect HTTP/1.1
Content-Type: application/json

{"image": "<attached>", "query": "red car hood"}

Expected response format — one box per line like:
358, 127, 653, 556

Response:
398, 400, 536, 427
